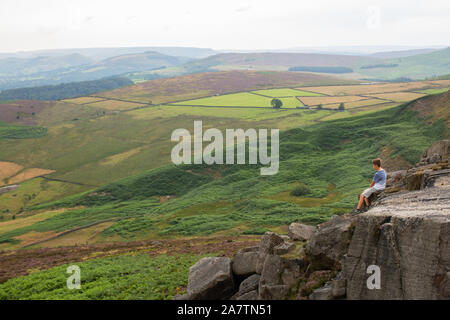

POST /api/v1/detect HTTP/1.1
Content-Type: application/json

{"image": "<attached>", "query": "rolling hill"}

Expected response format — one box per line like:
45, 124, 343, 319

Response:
0, 51, 191, 90
138, 48, 450, 82
357, 47, 450, 80
0, 89, 447, 249
0, 79, 448, 300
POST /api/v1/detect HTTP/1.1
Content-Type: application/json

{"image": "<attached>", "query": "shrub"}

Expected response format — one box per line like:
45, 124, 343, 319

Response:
290, 185, 312, 197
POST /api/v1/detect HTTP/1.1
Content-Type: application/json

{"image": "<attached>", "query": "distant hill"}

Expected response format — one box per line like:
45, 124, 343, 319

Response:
358, 47, 450, 80
133, 52, 378, 80
0, 53, 92, 77
0, 51, 190, 90
368, 48, 438, 59
0, 46, 217, 61
0, 77, 133, 101
146, 49, 450, 81
188, 52, 377, 69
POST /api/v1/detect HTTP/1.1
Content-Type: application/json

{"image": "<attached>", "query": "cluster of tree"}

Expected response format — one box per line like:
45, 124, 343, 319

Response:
360, 63, 399, 69
0, 77, 133, 101
288, 66, 353, 74
316, 103, 345, 111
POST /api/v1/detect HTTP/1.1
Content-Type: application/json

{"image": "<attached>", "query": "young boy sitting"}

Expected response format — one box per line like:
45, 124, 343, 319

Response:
353, 158, 386, 215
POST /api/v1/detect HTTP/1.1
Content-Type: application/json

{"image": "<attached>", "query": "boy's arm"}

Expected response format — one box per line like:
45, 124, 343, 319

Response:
369, 181, 375, 187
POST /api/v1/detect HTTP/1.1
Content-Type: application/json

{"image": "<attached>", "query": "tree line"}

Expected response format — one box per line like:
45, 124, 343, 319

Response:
0, 77, 133, 101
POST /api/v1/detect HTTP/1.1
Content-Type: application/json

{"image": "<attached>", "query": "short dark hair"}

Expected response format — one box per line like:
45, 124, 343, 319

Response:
372, 158, 382, 167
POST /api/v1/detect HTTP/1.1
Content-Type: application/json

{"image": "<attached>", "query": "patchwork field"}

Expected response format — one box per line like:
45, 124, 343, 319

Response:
297, 80, 450, 96
366, 91, 426, 102
95, 70, 355, 103
2, 168, 54, 186
3, 75, 447, 218
171, 92, 275, 107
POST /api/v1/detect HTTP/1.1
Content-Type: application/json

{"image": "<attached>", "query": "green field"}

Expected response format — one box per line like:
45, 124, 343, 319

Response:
171, 92, 273, 107
417, 87, 450, 95
251, 88, 323, 97
0, 254, 208, 300
0, 122, 47, 140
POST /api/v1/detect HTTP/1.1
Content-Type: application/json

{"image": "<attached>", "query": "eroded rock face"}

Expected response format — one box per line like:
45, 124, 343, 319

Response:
305, 215, 355, 270
344, 185, 450, 300
185, 257, 235, 300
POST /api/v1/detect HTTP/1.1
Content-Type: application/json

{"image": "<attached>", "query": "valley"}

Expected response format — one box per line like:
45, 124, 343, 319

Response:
0, 67, 449, 300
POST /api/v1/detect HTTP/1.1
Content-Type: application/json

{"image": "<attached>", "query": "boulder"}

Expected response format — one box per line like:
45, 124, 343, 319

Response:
273, 241, 295, 255
231, 274, 260, 300
288, 223, 315, 241
305, 215, 355, 270
259, 254, 283, 286
238, 274, 260, 294
232, 250, 258, 276
256, 232, 284, 274
185, 257, 235, 300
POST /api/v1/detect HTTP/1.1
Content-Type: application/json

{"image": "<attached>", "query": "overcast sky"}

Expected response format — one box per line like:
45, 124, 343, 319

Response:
1, 0, 449, 53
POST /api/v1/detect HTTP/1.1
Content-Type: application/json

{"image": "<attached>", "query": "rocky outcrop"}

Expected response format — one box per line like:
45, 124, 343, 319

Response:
178, 140, 450, 300
343, 185, 450, 299
306, 141, 450, 300
176, 232, 308, 300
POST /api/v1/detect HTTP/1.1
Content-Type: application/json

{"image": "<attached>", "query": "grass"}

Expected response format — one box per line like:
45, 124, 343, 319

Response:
251, 88, 323, 97
2, 100, 445, 245
0, 178, 86, 216
0, 254, 209, 300
171, 92, 273, 107
417, 87, 450, 95
0, 122, 47, 140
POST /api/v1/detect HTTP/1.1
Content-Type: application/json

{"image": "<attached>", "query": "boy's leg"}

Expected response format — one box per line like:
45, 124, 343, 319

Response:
357, 194, 365, 210
364, 197, 370, 207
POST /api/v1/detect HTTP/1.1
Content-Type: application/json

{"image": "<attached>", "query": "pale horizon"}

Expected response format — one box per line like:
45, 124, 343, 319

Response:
1, 0, 449, 53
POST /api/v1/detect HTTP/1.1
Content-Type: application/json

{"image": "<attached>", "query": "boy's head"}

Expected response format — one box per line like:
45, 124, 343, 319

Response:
372, 158, 382, 169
